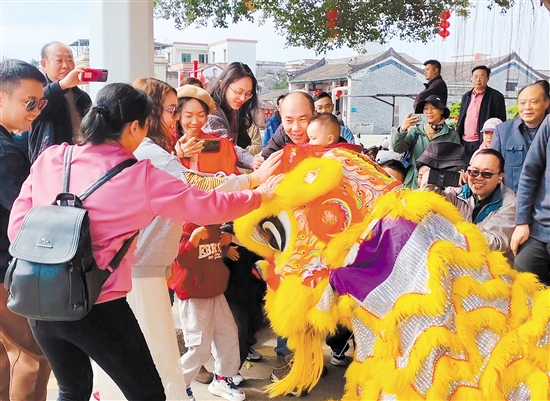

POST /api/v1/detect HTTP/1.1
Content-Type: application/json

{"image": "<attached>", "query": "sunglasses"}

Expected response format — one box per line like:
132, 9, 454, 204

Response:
467, 169, 499, 179
163, 106, 180, 118
20, 98, 48, 112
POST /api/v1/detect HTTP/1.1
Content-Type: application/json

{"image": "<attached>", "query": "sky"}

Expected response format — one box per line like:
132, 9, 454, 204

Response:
0, 0, 548, 70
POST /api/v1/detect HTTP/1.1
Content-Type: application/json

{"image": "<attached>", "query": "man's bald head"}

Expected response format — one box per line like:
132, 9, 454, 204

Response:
279, 91, 316, 144
40, 42, 75, 82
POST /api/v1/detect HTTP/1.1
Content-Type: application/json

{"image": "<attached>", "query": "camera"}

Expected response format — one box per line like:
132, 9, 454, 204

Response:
427, 168, 460, 188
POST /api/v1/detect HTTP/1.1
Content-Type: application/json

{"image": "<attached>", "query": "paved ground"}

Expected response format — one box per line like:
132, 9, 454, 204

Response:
47, 304, 349, 401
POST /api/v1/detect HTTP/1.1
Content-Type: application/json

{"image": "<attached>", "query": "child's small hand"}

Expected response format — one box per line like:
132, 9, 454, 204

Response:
189, 226, 209, 246
219, 232, 232, 247
226, 246, 240, 261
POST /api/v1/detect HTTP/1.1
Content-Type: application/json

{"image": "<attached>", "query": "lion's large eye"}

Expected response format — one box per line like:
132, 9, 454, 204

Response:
260, 216, 286, 252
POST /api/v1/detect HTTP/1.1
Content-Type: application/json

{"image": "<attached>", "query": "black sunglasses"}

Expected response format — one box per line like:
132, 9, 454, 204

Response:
20, 99, 48, 112
467, 169, 498, 179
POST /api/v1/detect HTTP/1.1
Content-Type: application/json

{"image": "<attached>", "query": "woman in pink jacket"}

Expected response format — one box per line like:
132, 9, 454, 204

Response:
7, 83, 276, 401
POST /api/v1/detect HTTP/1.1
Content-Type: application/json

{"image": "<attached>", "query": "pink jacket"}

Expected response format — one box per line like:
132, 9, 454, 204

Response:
8, 143, 261, 304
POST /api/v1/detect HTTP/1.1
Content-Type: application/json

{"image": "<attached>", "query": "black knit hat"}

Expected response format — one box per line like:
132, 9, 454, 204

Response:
415, 95, 450, 119
416, 141, 468, 169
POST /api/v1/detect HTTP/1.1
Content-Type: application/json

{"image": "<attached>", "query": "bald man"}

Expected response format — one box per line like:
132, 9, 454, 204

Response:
261, 91, 315, 158
27, 42, 92, 163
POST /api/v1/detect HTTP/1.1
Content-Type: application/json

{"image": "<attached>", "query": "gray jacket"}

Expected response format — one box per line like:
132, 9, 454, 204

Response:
131, 138, 250, 277
440, 183, 516, 254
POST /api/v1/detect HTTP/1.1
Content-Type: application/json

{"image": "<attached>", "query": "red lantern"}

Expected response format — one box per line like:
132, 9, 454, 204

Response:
326, 20, 337, 29
439, 20, 450, 29
440, 10, 451, 20
439, 29, 450, 38
314, 89, 321, 97
327, 9, 338, 20
336, 90, 343, 99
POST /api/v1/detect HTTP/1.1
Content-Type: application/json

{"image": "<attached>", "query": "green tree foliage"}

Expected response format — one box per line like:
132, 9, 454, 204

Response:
507, 103, 518, 119
154, 0, 514, 54
272, 76, 289, 90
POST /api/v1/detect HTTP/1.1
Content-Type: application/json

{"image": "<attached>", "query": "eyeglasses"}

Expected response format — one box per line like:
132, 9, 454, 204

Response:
20, 98, 48, 112
467, 169, 499, 179
228, 86, 253, 101
163, 106, 180, 117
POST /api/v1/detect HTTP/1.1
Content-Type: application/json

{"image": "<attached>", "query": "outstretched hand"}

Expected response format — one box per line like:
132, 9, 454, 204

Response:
249, 150, 283, 187
255, 174, 284, 203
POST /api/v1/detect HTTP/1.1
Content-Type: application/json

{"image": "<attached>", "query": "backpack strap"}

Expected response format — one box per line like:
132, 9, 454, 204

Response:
107, 231, 140, 271
60, 146, 75, 205
79, 158, 137, 201
60, 146, 138, 273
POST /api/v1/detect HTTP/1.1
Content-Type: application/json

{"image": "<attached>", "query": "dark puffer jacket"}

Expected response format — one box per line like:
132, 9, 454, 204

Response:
27, 77, 91, 163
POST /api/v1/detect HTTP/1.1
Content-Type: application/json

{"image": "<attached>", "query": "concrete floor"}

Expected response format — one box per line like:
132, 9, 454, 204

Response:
47, 304, 349, 401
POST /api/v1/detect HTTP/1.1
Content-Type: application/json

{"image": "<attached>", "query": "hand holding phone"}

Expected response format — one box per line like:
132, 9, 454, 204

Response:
413, 113, 428, 126
201, 139, 221, 153
80, 69, 109, 82
427, 168, 460, 188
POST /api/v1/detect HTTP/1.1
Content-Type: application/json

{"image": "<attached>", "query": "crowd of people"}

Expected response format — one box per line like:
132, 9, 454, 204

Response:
0, 42, 549, 401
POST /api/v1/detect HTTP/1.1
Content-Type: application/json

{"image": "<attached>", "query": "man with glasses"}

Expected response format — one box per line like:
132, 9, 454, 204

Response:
0, 59, 51, 401
422, 149, 516, 257
27, 41, 92, 163
313, 91, 355, 144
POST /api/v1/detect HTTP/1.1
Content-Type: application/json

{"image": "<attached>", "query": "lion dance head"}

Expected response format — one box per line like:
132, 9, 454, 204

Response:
235, 145, 550, 400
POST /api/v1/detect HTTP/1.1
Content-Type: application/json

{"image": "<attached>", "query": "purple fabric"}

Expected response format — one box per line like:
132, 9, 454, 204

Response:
329, 218, 417, 300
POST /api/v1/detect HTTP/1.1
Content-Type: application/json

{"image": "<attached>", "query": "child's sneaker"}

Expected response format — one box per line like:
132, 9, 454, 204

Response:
208, 374, 246, 401
186, 385, 196, 401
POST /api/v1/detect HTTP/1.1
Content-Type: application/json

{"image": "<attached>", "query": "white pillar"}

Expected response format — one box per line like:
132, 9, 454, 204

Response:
89, 0, 154, 99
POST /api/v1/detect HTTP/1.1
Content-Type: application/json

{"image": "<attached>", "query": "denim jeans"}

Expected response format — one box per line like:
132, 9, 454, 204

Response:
30, 298, 165, 401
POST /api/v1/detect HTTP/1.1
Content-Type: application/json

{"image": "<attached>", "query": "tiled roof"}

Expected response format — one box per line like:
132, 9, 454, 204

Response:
290, 48, 423, 83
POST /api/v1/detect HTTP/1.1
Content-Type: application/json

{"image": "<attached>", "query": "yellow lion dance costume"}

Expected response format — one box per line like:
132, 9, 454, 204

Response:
234, 145, 550, 400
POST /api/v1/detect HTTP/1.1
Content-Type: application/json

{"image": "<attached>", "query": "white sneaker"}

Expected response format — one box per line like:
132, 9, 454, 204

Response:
232, 374, 244, 386
208, 374, 246, 401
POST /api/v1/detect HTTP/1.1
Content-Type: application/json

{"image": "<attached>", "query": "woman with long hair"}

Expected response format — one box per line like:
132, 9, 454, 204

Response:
8, 82, 279, 401
201, 62, 261, 170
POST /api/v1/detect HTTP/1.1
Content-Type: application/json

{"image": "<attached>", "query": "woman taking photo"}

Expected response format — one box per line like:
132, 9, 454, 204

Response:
392, 94, 460, 189
201, 62, 261, 170
175, 84, 240, 175
8, 83, 278, 401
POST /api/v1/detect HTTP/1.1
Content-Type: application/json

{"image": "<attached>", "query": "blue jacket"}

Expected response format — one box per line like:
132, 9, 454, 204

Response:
263, 114, 281, 147
516, 115, 550, 243
491, 117, 540, 192
340, 126, 355, 144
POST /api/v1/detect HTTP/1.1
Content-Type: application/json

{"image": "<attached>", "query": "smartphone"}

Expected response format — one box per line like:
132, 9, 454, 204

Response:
201, 139, 221, 153
427, 168, 460, 188
81, 69, 109, 82
413, 113, 428, 125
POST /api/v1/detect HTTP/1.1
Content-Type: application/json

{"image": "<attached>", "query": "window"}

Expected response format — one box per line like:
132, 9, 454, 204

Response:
212, 52, 216, 63
506, 82, 518, 92
181, 53, 191, 63
199, 54, 207, 63
223, 49, 227, 62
